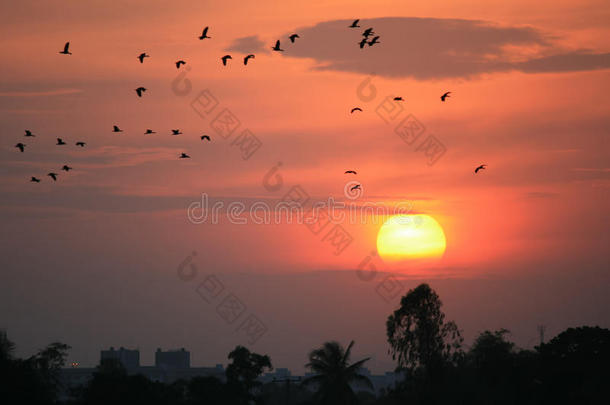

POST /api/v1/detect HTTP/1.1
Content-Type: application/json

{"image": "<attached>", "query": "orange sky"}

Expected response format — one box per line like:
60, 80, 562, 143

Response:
1, 0, 608, 373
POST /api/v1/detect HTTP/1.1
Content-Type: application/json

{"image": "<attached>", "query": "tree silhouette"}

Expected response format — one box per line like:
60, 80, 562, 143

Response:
386, 284, 463, 375
302, 340, 373, 405
538, 326, 610, 403
226, 345, 273, 405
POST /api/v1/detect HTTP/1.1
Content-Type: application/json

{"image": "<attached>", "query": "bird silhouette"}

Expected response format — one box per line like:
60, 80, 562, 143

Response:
172, 129, 182, 135
350, 107, 363, 113
441, 92, 451, 102
359, 38, 368, 49
15, 143, 25, 152
56, 138, 66, 145
349, 19, 360, 28
113, 125, 123, 133
221, 55, 232, 65
176, 60, 186, 69
62, 165, 72, 171
289, 34, 300, 43
244, 54, 255, 65
135, 87, 147, 97
179, 153, 190, 159
31, 176, 41, 183
345, 170, 357, 174
474, 164, 487, 173
144, 129, 156, 134
137, 53, 149, 63
75, 142, 86, 147
24, 130, 35, 137
362, 28, 374, 37
48, 172, 58, 181
272, 40, 284, 51
59, 42, 72, 55
199, 27, 211, 39
350, 184, 361, 191
201, 135, 211, 141
368, 36, 380, 46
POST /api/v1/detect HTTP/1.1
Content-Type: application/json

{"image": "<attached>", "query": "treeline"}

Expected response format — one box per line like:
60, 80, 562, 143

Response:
2, 283, 609, 404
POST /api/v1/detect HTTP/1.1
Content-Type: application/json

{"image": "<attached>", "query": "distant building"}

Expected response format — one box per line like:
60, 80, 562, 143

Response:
155, 347, 190, 369
100, 346, 140, 370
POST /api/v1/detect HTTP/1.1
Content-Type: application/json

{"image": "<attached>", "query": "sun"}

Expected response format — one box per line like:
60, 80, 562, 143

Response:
376, 214, 447, 262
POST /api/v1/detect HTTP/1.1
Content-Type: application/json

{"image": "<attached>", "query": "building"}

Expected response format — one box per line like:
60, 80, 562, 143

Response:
155, 347, 190, 369
100, 346, 140, 370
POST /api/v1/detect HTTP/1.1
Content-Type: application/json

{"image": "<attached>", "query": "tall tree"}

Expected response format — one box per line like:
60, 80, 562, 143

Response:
386, 284, 463, 376
303, 340, 373, 405
226, 345, 273, 404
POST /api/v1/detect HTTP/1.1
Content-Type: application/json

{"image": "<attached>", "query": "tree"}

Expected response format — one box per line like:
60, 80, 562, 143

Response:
537, 326, 610, 403
302, 340, 373, 405
226, 345, 273, 404
386, 284, 463, 376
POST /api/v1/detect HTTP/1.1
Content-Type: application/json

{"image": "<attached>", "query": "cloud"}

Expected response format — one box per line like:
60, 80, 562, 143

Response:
267, 17, 610, 79
225, 35, 270, 54
0, 88, 83, 97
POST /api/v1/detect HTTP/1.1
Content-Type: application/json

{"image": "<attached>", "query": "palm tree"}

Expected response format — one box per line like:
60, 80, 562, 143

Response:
303, 340, 373, 405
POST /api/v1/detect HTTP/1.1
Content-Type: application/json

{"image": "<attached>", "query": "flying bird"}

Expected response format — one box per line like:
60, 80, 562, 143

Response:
271, 40, 284, 51
137, 53, 149, 63
221, 55, 232, 65
393, 96, 404, 101
289, 34, 300, 43
349, 19, 360, 28
62, 165, 72, 171
24, 130, 35, 137
144, 129, 156, 134
179, 153, 190, 159
368, 36, 380, 46
135, 87, 147, 97
358, 38, 367, 49
172, 129, 182, 135
59, 42, 72, 55
474, 164, 487, 174
350, 107, 363, 113
176, 60, 186, 69
199, 27, 211, 39
113, 125, 123, 133
350, 184, 361, 191
75, 142, 86, 147
345, 170, 357, 174
362, 28, 374, 37
201, 135, 211, 141
31, 177, 41, 183
15, 143, 25, 152
48, 172, 58, 181
56, 138, 66, 145
441, 92, 451, 102
244, 54, 255, 65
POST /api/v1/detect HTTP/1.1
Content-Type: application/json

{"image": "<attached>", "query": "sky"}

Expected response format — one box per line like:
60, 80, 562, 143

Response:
0, 0, 609, 373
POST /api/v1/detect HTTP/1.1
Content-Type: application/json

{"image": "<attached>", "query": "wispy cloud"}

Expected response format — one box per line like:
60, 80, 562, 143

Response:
0, 88, 83, 97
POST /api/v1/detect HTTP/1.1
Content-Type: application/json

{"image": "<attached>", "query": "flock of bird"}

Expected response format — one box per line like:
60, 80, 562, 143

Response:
13, 19, 486, 185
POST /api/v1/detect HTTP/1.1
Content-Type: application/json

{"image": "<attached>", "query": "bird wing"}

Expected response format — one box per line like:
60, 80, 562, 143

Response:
64, 42, 70, 52
275, 40, 280, 48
